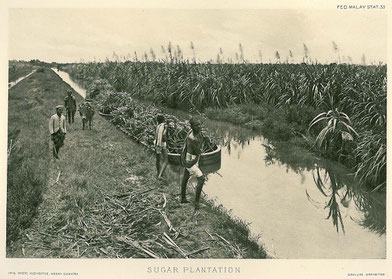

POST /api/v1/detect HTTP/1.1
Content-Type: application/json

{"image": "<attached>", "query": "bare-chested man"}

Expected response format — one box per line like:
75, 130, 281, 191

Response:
180, 118, 205, 213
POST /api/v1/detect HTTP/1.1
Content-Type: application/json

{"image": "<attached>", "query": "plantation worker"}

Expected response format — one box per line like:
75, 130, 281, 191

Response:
180, 118, 205, 213
154, 115, 168, 179
49, 105, 67, 159
64, 89, 77, 124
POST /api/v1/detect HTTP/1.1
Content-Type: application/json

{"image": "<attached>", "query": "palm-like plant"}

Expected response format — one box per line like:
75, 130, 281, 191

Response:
309, 105, 358, 156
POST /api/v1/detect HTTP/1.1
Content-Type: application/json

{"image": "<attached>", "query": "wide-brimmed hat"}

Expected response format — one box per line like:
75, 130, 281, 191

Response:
56, 105, 63, 109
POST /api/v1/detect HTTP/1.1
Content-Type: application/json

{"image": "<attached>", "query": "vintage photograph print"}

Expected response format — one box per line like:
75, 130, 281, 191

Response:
2, 3, 388, 279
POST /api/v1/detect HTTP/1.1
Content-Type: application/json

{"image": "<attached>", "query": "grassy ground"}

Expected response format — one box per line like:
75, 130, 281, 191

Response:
7, 68, 267, 259
7, 68, 77, 246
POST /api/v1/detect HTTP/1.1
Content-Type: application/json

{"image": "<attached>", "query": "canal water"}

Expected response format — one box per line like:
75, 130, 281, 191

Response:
8, 70, 36, 89
52, 68, 87, 98
55, 69, 386, 259
200, 121, 386, 259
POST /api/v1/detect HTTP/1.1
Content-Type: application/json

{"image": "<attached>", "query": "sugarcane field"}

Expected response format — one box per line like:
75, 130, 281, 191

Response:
4, 8, 387, 274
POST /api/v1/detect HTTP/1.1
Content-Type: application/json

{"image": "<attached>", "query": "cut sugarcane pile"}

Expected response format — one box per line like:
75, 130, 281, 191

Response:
94, 89, 218, 154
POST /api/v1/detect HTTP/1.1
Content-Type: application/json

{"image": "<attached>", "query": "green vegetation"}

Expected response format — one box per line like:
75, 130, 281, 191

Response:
7, 66, 267, 258
62, 60, 386, 191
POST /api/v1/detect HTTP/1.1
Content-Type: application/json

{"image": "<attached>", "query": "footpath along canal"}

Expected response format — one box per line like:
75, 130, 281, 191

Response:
56, 69, 386, 259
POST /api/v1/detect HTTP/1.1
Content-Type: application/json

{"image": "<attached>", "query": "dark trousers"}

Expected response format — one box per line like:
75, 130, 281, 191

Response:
67, 110, 75, 124
52, 130, 65, 158
53, 145, 60, 157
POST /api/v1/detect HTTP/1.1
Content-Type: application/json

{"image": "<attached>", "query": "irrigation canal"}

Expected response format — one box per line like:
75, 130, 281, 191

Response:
55, 69, 385, 259
53, 68, 87, 98
8, 70, 36, 89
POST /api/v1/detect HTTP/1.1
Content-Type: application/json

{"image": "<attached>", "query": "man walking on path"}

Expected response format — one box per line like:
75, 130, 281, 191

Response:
180, 118, 205, 213
64, 90, 77, 124
154, 115, 168, 179
49, 105, 67, 159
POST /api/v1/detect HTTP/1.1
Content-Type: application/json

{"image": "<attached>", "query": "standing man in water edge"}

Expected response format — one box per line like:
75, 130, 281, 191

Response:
64, 89, 77, 124
180, 118, 205, 213
49, 105, 67, 159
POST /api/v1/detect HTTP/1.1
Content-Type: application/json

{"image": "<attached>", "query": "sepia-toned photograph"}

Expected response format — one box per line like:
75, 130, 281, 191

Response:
1, 1, 389, 278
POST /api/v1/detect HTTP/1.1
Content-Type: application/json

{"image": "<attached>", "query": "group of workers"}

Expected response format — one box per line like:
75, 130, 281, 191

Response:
49, 90, 206, 212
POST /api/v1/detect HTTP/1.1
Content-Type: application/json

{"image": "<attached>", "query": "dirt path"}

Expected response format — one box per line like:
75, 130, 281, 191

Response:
7, 68, 267, 259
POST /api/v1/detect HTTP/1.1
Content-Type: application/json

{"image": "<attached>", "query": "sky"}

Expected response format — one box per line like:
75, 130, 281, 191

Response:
7, 8, 388, 64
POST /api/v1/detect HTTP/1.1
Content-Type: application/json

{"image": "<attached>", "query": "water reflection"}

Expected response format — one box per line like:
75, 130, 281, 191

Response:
203, 120, 258, 159
311, 165, 348, 233
311, 163, 386, 235
352, 187, 386, 235
202, 118, 386, 236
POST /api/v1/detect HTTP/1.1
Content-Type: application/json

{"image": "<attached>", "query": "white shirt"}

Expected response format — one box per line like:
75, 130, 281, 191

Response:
49, 114, 67, 135
154, 123, 167, 148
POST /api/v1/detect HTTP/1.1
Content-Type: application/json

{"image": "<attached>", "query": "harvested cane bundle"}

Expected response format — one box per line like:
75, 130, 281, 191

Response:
109, 100, 218, 154
73, 76, 220, 156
